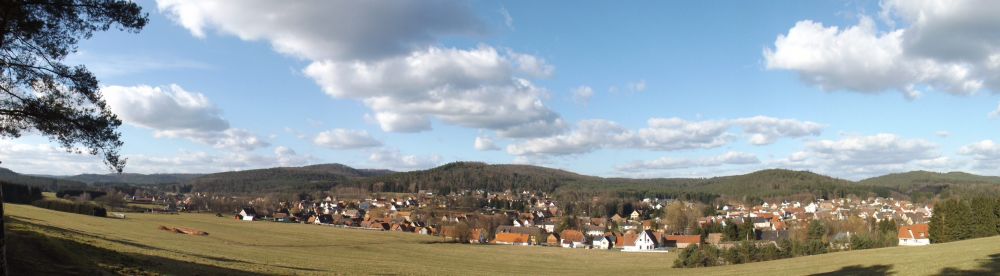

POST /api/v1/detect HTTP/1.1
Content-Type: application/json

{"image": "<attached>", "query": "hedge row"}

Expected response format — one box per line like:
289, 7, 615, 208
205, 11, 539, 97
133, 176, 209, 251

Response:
31, 199, 107, 217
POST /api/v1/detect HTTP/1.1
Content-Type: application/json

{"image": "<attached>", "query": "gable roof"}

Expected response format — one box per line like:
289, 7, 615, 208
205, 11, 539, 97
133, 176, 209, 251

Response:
898, 224, 930, 239
665, 235, 702, 244
560, 230, 586, 243
495, 233, 531, 244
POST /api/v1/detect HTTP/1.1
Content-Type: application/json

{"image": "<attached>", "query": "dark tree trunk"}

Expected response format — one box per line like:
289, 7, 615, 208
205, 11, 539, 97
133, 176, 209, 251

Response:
1, 184, 7, 276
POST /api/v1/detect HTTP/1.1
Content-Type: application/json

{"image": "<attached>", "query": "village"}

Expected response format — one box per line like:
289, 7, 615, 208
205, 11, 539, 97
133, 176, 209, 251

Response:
129, 189, 934, 253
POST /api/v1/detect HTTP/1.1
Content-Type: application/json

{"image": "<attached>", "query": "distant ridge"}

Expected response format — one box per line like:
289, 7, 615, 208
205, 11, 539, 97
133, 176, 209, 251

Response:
4, 164, 1000, 200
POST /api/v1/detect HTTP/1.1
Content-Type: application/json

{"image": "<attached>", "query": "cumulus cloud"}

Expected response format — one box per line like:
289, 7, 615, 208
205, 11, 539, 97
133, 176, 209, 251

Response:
368, 148, 441, 170
103, 84, 269, 151
732, 116, 824, 145
958, 140, 1000, 171
474, 136, 500, 151
765, 0, 1000, 98
103, 84, 228, 132
156, 0, 484, 61
617, 151, 760, 172
507, 116, 822, 156
0, 139, 313, 175
303, 46, 563, 137
313, 129, 382, 149
573, 86, 594, 105
778, 133, 943, 179
159, 0, 565, 138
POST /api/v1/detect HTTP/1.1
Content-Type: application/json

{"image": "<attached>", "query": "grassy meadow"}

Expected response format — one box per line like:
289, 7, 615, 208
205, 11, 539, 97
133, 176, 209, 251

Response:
3, 203, 998, 275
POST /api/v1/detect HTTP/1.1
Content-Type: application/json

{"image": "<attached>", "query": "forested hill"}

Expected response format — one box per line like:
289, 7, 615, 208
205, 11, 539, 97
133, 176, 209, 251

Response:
858, 171, 1000, 201
7, 162, 1000, 202
0, 167, 87, 191
692, 169, 891, 200
186, 163, 394, 194
860, 170, 1000, 187
353, 162, 597, 194
62, 173, 203, 185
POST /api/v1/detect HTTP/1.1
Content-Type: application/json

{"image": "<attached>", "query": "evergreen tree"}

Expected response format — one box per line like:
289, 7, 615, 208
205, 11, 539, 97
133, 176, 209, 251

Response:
970, 197, 997, 238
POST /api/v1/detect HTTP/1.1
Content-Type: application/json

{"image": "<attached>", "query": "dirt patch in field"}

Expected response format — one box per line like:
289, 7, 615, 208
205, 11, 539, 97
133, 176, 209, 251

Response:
158, 225, 209, 236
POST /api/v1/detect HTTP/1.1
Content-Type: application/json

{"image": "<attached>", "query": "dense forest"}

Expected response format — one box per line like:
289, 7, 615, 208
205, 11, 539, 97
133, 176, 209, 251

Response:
61, 173, 203, 185
0, 168, 87, 191
4, 163, 1000, 204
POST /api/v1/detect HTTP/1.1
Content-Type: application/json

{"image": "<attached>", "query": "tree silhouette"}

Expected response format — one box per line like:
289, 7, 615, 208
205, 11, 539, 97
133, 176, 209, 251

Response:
0, 0, 147, 274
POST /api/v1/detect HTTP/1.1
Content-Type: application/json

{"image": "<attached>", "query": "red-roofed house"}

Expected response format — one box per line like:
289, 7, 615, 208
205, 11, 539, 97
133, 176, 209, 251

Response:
664, 235, 702, 249
898, 224, 930, 246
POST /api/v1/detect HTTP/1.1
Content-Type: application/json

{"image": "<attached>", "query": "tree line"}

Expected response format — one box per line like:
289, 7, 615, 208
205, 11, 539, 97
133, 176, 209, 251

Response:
929, 197, 1000, 243
676, 219, 899, 268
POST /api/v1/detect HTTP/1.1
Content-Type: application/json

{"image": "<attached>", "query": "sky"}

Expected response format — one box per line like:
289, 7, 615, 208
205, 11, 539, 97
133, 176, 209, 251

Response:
4, 0, 1000, 180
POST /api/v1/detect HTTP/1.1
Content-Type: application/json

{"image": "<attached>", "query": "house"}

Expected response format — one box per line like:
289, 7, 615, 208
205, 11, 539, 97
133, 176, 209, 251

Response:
272, 212, 290, 222
630, 210, 642, 220
611, 214, 625, 224
495, 233, 532, 245
546, 233, 561, 246
592, 236, 614, 250
664, 235, 701, 249
238, 208, 256, 221
469, 228, 487, 244
560, 230, 587, 248
898, 224, 930, 246
583, 225, 606, 237
624, 230, 659, 251
316, 214, 334, 224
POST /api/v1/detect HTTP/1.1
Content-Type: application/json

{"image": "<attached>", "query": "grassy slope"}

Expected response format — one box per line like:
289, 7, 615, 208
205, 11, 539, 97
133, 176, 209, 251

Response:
4, 203, 999, 275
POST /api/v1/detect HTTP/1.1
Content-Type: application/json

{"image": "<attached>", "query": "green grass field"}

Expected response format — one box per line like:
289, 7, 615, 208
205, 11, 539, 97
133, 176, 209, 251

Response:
3, 203, 998, 275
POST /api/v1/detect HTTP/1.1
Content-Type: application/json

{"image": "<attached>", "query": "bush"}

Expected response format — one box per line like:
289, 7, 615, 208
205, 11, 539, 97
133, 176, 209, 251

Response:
31, 199, 106, 217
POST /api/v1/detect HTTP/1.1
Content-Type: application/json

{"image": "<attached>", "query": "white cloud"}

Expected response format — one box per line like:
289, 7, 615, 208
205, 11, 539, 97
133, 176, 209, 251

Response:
507, 116, 822, 156
778, 133, 943, 179
766, 1, 1000, 98
955, 140, 1000, 172
617, 151, 760, 172
313, 129, 382, 149
499, 6, 514, 30
732, 116, 824, 145
156, 0, 484, 61
990, 102, 1000, 118
628, 80, 647, 92
159, 1, 564, 138
303, 46, 563, 137
572, 86, 594, 105
474, 136, 500, 151
103, 84, 228, 132
508, 50, 554, 78
103, 84, 269, 151
935, 131, 951, 138
0, 139, 313, 175
368, 148, 441, 171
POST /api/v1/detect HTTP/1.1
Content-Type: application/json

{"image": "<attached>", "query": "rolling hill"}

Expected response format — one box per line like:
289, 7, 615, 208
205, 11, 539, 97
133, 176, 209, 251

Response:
61, 173, 203, 185
186, 163, 395, 194
8, 162, 1000, 202
0, 167, 88, 191
860, 170, 1000, 201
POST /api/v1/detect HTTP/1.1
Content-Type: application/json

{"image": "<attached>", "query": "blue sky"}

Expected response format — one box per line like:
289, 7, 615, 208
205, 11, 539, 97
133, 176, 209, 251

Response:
4, 0, 1000, 180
